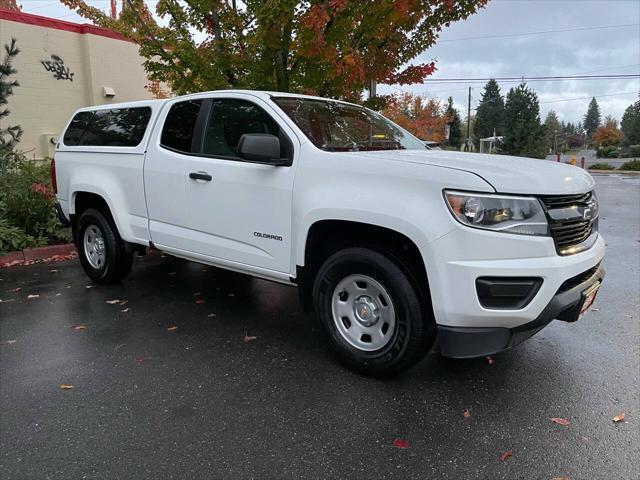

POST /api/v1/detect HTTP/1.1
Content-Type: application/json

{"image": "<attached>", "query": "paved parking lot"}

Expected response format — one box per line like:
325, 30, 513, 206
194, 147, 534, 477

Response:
1, 174, 638, 480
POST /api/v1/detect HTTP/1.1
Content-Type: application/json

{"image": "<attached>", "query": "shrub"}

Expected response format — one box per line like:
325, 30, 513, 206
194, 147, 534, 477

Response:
589, 163, 615, 170
629, 145, 640, 157
619, 159, 640, 171
0, 218, 43, 253
596, 145, 619, 158
0, 157, 71, 255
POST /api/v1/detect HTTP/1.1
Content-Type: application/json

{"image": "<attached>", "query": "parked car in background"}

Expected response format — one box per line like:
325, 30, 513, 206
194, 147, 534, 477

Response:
52, 90, 605, 376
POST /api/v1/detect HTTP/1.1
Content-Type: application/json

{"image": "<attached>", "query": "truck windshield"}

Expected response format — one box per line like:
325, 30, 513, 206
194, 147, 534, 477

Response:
271, 97, 425, 152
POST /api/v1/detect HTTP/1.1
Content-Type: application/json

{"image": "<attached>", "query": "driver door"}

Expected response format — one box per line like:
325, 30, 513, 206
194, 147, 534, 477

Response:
182, 94, 298, 275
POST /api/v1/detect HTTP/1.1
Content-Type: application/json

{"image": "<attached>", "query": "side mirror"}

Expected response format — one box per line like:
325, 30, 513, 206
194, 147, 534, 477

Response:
237, 133, 290, 166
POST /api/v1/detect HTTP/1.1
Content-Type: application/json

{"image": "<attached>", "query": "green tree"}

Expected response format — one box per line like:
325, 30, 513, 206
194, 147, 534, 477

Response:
620, 99, 640, 145
474, 79, 504, 139
445, 96, 463, 148
583, 97, 601, 139
501, 83, 545, 158
61, 0, 488, 101
543, 110, 562, 153
0, 38, 22, 160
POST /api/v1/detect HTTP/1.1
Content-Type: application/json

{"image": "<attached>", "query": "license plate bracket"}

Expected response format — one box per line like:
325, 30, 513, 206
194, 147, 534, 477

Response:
579, 281, 601, 317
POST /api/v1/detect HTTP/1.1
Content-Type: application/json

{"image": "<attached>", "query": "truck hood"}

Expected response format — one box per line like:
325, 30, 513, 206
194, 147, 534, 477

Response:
352, 149, 595, 195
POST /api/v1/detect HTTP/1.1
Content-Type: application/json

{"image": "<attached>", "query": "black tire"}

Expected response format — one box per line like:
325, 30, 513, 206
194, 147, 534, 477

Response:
312, 247, 435, 376
76, 208, 133, 283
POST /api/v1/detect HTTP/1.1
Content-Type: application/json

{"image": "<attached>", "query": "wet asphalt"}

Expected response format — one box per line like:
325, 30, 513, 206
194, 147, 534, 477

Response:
1, 174, 639, 480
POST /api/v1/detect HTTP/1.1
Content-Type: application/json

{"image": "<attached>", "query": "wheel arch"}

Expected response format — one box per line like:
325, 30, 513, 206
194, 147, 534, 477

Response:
297, 218, 432, 315
70, 190, 130, 247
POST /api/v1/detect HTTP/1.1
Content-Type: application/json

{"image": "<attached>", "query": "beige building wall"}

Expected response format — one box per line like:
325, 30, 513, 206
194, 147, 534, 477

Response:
0, 10, 155, 159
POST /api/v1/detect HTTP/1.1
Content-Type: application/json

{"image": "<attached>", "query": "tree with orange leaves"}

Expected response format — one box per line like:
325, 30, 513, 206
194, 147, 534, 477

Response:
0, 0, 20, 11
382, 93, 446, 142
60, 0, 488, 101
592, 116, 624, 147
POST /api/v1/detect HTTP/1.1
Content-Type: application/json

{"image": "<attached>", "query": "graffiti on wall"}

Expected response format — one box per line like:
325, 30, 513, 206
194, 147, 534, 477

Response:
41, 55, 74, 82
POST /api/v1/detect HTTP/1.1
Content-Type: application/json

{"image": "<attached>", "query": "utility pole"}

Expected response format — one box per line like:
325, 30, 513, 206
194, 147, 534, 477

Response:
466, 86, 471, 151
368, 80, 377, 101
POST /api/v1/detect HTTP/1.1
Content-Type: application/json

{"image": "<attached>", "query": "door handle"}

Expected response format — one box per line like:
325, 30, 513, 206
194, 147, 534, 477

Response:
189, 171, 212, 181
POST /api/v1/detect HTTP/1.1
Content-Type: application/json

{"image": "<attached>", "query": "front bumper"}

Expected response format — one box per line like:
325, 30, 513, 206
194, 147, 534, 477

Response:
435, 263, 605, 358
420, 221, 605, 357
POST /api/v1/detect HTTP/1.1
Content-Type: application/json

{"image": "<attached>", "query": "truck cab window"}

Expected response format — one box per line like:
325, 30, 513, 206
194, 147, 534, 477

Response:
202, 99, 281, 158
160, 100, 203, 153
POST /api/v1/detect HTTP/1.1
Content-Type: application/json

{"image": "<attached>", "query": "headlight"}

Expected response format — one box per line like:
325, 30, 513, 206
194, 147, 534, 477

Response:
444, 190, 549, 236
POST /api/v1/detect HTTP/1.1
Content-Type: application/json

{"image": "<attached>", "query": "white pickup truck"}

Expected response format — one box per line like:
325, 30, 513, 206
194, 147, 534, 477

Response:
53, 90, 605, 375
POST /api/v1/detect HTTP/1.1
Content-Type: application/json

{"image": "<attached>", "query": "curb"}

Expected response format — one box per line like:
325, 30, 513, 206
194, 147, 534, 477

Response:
588, 170, 640, 175
0, 244, 77, 268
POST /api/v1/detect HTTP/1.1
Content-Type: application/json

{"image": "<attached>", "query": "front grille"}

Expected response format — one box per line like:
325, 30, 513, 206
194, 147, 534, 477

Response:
541, 191, 598, 255
540, 191, 592, 209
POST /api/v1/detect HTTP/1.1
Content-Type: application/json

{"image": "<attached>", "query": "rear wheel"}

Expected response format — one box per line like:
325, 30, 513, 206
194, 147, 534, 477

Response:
313, 247, 435, 376
76, 208, 133, 283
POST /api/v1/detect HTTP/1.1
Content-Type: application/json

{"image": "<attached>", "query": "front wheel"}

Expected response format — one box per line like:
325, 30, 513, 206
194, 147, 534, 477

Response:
76, 208, 133, 283
312, 247, 435, 376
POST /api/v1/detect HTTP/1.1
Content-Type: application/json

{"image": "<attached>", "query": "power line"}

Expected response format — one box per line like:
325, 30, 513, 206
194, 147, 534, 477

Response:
439, 23, 639, 43
423, 74, 639, 84
22, 2, 59, 13
571, 64, 640, 76
540, 91, 639, 104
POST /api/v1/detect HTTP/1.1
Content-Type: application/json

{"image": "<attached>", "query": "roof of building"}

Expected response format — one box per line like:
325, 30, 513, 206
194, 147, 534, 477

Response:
0, 7, 132, 43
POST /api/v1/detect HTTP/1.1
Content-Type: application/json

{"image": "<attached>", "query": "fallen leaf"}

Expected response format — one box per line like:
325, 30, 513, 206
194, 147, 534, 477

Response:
59, 384, 74, 390
392, 439, 409, 449
119, 300, 128, 306
49, 269, 58, 273
591, 308, 599, 312
72, 325, 86, 331
624, 314, 633, 318
167, 326, 178, 332
551, 417, 570, 426
499, 451, 513, 461
207, 313, 217, 318
228, 293, 235, 297
10, 287, 21, 293
613, 412, 625, 423
1, 260, 23, 267
55, 293, 62, 296
85, 285, 95, 289
193, 292, 201, 296
463, 409, 471, 419
1, 340, 17, 345
195, 299, 206, 304
27, 294, 40, 299
121, 308, 131, 313
168, 272, 177, 275
0, 298, 15, 303
486, 355, 494, 365
551, 477, 572, 480
243, 334, 257, 343
105, 299, 121, 304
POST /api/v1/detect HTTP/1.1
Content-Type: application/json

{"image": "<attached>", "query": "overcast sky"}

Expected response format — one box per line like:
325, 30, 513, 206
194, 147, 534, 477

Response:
18, 0, 640, 124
